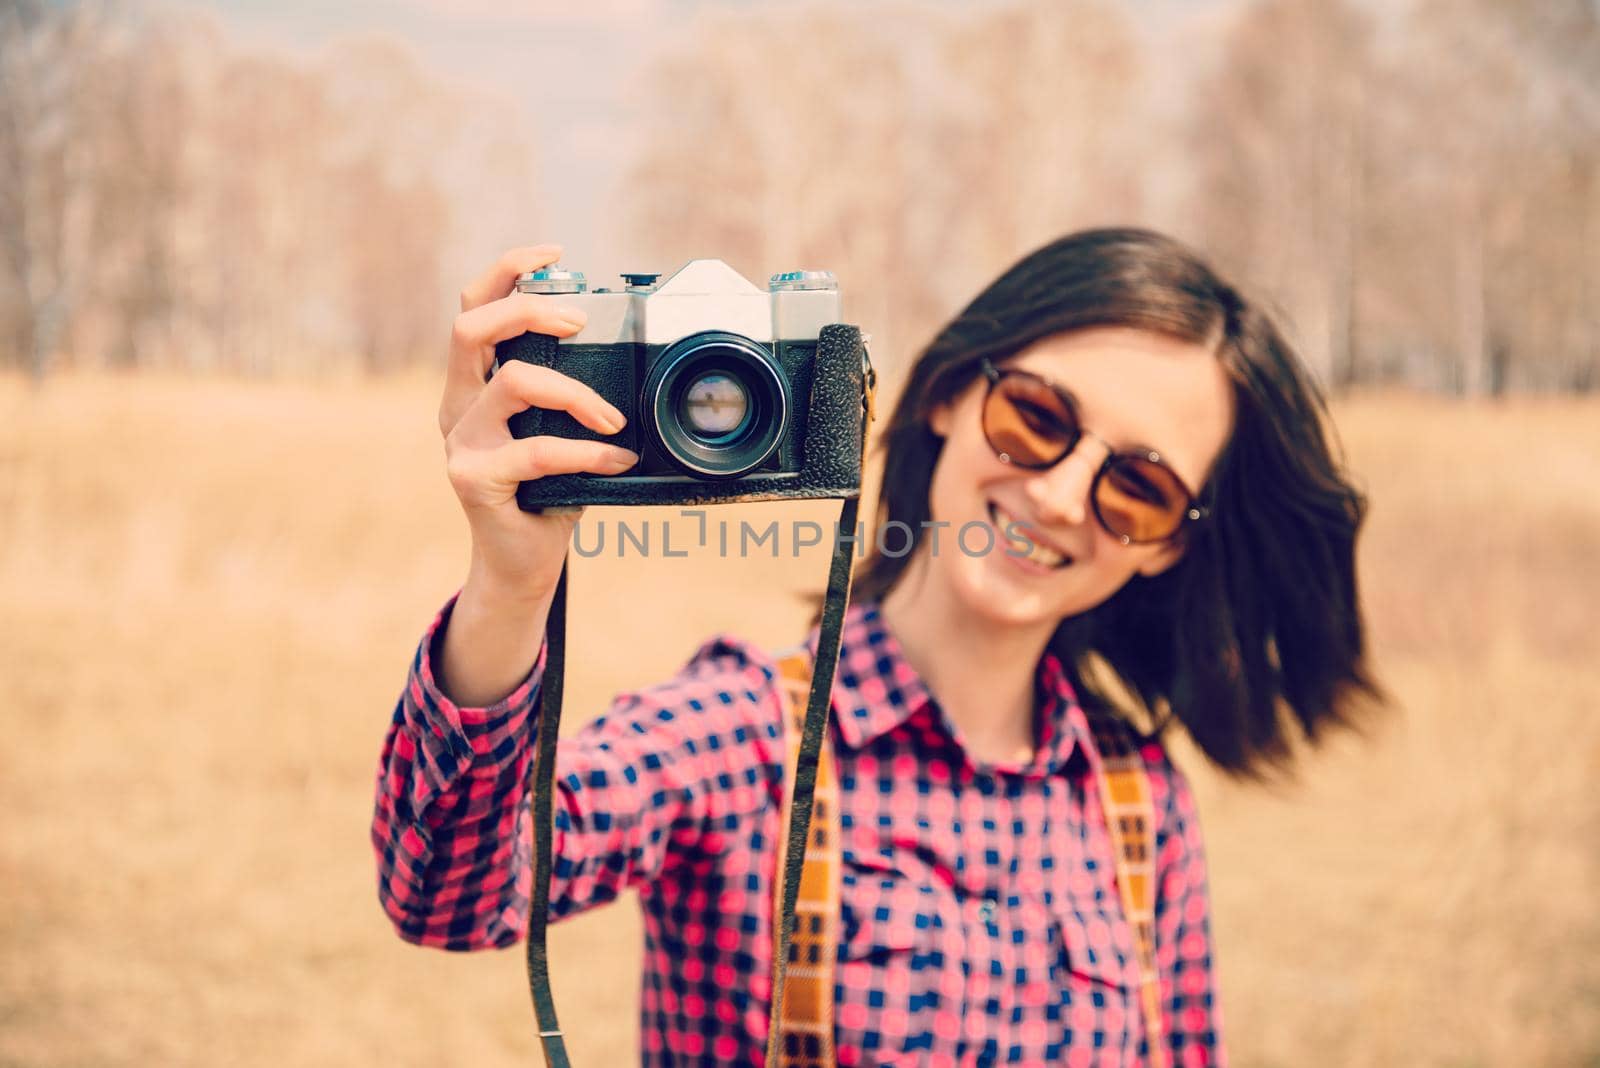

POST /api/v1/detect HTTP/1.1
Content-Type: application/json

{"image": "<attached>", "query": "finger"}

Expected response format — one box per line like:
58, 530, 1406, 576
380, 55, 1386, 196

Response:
475, 360, 627, 432
487, 435, 639, 485
451, 292, 588, 365
460, 244, 564, 312
440, 294, 591, 437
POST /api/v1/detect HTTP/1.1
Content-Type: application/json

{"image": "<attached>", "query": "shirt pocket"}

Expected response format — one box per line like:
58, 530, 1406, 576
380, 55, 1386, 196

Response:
1048, 892, 1142, 1053
834, 851, 965, 1062
837, 851, 958, 962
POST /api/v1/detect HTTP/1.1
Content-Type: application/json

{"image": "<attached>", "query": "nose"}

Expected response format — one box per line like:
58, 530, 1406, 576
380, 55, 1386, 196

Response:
1022, 434, 1109, 528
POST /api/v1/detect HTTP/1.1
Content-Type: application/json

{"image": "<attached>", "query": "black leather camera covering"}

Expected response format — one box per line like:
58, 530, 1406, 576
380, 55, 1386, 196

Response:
494, 323, 868, 509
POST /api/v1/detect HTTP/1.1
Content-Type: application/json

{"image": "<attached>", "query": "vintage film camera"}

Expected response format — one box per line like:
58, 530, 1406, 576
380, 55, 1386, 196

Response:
492, 259, 872, 510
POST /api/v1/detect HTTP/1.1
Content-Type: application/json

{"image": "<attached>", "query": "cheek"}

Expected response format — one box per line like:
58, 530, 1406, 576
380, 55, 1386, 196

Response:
927, 440, 993, 522
925, 395, 991, 505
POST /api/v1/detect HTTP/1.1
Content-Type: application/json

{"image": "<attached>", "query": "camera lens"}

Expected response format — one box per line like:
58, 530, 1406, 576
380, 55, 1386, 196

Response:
642, 331, 789, 479
680, 373, 750, 439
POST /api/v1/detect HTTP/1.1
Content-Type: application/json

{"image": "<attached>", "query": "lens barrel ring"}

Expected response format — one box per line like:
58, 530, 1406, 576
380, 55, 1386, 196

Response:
642, 331, 791, 479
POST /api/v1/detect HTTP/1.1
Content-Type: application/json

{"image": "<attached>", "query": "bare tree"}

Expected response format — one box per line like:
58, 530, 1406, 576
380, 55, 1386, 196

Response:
623, 1, 1142, 383
1188, 0, 1599, 393
322, 36, 456, 374
1185, 0, 1373, 389
0, 5, 521, 377
5, 0, 1592, 391
1399, 0, 1600, 393
72, 6, 197, 371
0, 0, 105, 381
934, 0, 1145, 283
624, 8, 918, 369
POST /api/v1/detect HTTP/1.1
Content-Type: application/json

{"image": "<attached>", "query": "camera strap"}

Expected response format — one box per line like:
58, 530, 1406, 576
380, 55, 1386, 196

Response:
767, 645, 841, 1066
763, 491, 858, 1066
525, 356, 876, 1068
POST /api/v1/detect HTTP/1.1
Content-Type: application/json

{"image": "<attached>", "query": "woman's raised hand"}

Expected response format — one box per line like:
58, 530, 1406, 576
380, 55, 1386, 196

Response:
439, 245, 638, 602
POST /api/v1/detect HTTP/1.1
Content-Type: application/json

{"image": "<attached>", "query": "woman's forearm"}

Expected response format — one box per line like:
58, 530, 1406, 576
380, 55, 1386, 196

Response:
436, 558, 554, 708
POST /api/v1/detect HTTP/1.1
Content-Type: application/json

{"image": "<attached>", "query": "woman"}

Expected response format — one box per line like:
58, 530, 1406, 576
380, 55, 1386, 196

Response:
372, 227, 1381, 1066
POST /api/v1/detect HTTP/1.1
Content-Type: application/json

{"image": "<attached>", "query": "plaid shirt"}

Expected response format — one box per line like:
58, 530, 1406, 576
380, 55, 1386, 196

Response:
373, 593, 1224, 1067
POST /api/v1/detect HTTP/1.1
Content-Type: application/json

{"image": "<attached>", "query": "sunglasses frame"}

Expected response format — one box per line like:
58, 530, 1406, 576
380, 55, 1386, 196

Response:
978, 356, 1213, 546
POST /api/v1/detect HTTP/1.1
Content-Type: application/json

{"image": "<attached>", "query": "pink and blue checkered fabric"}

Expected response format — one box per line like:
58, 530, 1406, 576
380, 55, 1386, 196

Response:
373, 593, 1223, 1066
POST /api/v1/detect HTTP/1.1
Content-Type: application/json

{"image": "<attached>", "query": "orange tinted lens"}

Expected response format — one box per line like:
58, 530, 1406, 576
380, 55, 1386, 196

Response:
1095, 455, 1188, 542
983, 375, 1076, 467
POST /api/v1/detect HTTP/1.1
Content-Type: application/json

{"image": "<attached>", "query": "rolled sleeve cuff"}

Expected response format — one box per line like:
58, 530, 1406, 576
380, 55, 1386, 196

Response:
404, 589, 547, 788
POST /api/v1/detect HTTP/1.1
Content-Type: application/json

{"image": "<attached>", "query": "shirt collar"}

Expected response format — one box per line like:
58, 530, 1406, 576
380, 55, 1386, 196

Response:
805, 596, 1090, 776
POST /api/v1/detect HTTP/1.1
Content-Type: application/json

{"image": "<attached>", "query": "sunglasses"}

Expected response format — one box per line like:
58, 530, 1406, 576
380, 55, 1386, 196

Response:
978, 356, 1211, 545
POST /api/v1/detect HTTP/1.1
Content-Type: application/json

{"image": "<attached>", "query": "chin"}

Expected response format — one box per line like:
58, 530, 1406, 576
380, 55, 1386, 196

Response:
936, 537, 1076, 629
925, 522, 1135, 635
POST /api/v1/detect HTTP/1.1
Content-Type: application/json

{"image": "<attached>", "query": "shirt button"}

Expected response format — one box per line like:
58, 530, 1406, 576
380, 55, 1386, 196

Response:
979, 899, 997, 924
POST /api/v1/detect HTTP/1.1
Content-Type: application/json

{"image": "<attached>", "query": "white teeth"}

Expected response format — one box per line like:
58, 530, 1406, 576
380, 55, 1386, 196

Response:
989, 501, 1069, 568
1031, 542, 1066, 567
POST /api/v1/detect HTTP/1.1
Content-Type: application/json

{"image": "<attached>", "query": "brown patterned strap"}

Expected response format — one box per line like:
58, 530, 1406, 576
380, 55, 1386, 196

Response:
770, 647, 840, 1068
1083, 710, 1169, 1068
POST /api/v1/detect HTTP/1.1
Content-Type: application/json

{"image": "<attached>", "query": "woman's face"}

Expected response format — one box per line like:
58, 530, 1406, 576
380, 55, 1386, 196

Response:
922, 326, 1236, 630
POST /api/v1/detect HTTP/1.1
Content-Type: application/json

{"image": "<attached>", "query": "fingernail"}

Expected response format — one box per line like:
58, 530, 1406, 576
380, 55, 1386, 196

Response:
554, 306, 586, 328
603, 407, 627, 432
610, 449, 639, 469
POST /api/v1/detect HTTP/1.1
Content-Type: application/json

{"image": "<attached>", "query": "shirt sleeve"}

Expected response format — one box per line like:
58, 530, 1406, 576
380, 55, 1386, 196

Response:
1143, 740, 1226, 1067
371, 589, 786, 951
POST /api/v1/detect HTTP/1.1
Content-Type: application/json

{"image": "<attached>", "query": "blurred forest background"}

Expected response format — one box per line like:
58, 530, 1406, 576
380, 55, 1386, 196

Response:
2, 0, 1597, 391
2, 1, 1598, 1067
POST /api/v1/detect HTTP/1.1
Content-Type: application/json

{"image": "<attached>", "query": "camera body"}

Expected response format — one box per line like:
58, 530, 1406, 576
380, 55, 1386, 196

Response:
492, 259, 872, 510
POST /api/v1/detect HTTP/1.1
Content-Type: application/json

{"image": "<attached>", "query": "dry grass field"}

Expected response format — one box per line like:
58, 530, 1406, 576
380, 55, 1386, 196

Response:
1, 371, 1596, 1066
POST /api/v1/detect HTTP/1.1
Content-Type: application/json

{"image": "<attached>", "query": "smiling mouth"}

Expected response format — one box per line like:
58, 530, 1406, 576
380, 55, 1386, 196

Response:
988, 500, 1074, 569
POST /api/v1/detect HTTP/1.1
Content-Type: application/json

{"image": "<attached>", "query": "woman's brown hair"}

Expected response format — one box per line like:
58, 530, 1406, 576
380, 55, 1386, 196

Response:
844, 227, 1384, 778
